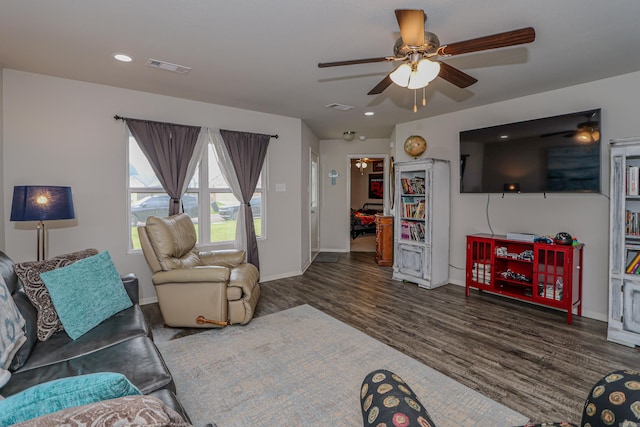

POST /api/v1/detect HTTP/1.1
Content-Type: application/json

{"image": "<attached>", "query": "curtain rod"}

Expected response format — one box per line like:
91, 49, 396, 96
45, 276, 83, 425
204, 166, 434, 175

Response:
113, 115, 279, 139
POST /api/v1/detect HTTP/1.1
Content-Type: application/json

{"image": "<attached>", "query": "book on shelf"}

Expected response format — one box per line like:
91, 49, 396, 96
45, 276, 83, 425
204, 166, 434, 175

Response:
626, 210, 640, 236
401, 178, 410, 194
401, 198, 426, 219
401, 220, 425, 241
628, 166, 639, 196
401, 222, 410, 240
400, 176, 425, 194
627, 251, 640, 273
413, 200, 425, 218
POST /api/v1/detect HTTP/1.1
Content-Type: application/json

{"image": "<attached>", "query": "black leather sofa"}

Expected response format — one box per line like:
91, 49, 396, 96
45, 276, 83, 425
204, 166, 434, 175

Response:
0, 250, 191, 423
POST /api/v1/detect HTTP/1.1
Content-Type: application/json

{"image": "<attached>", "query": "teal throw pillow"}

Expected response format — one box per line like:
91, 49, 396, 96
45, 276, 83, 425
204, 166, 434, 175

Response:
0, 372, 141, 426
40, 251, 132, 340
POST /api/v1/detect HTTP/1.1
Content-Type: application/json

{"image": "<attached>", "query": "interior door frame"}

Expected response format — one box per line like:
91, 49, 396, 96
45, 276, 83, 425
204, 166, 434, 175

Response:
345, 153, 390, 251
310, 149, 320, 262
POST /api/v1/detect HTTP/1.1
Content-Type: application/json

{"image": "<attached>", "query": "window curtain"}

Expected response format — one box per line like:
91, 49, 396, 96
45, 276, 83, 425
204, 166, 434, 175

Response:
208, 129, 246, 251
218, 129, 270, 270
182, 128, 208, 196
126, 119, 202, 216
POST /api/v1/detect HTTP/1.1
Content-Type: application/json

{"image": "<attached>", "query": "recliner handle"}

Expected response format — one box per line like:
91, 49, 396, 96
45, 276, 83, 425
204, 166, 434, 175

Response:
196, 315, 230, 327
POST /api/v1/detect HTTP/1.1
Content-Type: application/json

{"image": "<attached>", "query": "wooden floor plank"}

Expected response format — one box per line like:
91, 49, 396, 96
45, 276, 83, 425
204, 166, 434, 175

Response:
142, 252, 640, 424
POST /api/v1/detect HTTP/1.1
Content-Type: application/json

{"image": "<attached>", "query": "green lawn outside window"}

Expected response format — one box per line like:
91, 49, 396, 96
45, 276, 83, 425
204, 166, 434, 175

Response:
131, 218, 262, 250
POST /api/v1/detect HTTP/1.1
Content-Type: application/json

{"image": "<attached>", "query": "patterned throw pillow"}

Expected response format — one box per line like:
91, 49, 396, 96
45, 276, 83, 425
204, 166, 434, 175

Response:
0, 276, 26, 369
12, 395, 190, 427
14, 249, 98, 341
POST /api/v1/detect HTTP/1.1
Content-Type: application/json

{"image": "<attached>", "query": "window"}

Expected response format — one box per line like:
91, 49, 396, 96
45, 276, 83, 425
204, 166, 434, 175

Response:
207, 144, 263, 243
128, 132, 264, 250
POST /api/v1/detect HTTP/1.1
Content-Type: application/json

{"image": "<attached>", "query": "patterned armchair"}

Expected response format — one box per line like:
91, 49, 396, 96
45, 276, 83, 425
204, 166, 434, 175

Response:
360, 369, 640, 427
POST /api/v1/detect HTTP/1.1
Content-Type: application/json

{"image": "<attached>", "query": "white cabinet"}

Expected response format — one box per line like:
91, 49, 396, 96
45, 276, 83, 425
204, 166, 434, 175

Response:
609, 137, 640, 346
392, 159, 450, 288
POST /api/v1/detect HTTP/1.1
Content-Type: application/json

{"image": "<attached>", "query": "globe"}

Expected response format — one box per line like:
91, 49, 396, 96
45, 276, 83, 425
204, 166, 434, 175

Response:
404, 135, 427, 158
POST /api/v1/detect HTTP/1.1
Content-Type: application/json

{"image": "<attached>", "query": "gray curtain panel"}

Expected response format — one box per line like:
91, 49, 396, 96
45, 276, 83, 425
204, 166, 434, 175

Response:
219, 129, 270, 270
126, 119, 202, 216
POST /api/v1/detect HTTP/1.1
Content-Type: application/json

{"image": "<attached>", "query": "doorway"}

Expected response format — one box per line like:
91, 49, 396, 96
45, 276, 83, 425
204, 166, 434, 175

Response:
348, 155, 387, 252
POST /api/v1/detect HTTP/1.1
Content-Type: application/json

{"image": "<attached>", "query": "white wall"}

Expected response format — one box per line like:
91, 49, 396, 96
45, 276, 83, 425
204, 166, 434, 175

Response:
395, 69, 640, 321
319, 138, 391, 252
2, 69, 306, 302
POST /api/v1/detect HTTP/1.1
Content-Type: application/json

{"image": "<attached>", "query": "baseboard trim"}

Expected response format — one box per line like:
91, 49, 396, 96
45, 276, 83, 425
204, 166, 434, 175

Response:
260, 269, 304, 283
140, 296, 159, 306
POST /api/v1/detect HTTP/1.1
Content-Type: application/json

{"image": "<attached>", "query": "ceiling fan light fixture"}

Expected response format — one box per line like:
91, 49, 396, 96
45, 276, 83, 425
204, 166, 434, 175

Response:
408, 59, 440, 89
355, 158, 368, 174
576, 128, 600, 143
417, 59, 441, 82
407, 72, 429, 89
390, 63, 412, 87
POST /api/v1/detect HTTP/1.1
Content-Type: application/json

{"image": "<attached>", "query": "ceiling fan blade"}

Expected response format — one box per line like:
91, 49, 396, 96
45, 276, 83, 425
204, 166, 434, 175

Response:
318, 57, 390, 68
438, 62, 478, 88
368, 74, 393, 95
395, 9, 425, 47
438, 27, 535, 56
541, 130, 575, 138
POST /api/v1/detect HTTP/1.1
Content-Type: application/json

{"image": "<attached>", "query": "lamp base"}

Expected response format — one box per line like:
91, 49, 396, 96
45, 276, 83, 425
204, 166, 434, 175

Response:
36, 221, 47, 261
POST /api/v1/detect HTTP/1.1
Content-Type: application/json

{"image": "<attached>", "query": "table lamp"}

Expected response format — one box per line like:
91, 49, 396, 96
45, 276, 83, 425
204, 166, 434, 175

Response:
10, 186, 75, 260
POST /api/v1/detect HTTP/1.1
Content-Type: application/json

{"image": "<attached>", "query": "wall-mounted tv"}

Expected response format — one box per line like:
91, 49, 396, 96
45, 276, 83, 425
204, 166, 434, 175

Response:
459, 108, 601, 194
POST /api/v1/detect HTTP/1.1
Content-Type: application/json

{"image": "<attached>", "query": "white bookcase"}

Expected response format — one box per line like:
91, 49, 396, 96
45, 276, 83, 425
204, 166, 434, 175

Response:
609, 137, 640, 347
392, 159, 450, 288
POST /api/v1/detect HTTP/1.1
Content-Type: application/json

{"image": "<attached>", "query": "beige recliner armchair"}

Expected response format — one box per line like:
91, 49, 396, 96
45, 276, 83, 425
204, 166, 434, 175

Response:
138, 213, 260, 328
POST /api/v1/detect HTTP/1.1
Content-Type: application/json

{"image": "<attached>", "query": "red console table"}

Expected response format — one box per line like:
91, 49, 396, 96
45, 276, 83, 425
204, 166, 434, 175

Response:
465, 234, 583, 324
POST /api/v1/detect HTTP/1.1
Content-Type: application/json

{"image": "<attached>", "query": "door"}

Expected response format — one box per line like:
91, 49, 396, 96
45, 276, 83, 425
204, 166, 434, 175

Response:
310, 151, 319, 260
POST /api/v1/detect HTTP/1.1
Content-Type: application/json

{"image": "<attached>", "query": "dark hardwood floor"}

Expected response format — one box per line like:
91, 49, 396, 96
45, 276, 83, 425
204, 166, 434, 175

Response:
142, 251, 640, 424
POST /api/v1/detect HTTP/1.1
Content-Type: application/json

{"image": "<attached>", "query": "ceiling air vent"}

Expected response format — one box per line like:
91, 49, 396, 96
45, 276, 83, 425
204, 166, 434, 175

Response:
146, 59, 191, 74
325, 103, 355, 111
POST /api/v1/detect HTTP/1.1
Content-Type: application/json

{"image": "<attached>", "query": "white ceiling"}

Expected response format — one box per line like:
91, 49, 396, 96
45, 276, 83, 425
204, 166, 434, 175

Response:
2, 1, 640, 140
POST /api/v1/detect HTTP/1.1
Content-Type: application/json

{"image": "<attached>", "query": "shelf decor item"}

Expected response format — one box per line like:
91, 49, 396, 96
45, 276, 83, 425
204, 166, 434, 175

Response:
403, 135, 427, 158
392, 159, 450, 288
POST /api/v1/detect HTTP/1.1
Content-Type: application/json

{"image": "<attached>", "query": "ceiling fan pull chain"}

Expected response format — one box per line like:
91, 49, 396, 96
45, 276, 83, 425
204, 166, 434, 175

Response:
413, 89, 418, 112
422, 87, 427, 106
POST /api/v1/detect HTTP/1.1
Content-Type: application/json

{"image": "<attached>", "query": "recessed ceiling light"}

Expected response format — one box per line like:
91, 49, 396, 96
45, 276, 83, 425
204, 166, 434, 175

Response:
499, 134, 509, 139
364, 111, 375, 116
113, 53, 133, 63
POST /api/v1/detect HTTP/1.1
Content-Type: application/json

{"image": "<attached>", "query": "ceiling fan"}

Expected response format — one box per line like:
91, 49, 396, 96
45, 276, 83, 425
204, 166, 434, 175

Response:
318, 9, 535, 110
541, 112, 601, 142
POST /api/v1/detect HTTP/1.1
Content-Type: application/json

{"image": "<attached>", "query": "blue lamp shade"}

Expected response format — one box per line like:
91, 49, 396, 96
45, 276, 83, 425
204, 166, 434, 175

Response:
10, 186, 75, 222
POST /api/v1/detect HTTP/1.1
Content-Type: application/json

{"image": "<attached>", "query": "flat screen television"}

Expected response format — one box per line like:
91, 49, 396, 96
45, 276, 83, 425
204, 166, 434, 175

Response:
459, 108, 601, 194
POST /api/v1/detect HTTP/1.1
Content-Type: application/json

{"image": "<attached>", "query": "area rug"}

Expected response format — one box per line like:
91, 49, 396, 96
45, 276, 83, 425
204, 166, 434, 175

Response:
313, 252, 340, 263
156, 305, 529, 427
